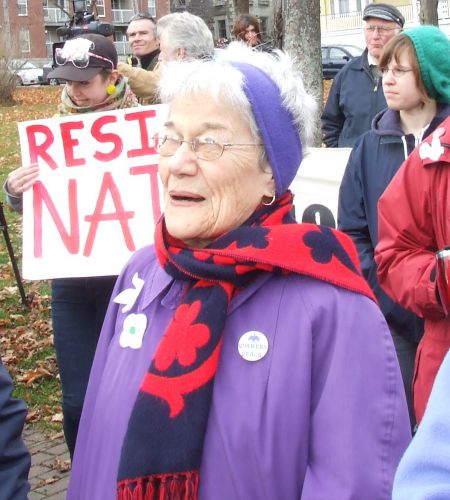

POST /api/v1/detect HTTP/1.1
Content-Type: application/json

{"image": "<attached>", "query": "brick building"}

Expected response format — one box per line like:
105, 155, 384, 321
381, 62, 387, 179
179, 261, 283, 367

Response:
0, 1, 170, 61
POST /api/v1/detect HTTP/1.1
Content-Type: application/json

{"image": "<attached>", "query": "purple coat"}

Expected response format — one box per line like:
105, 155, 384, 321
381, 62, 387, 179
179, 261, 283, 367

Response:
68, 245, 411, 499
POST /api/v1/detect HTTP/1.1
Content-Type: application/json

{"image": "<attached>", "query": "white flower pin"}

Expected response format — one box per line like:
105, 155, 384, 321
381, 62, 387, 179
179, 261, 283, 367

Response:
113, 272, 144, 313
419, 128, 445, 162
119, 313, 147, 349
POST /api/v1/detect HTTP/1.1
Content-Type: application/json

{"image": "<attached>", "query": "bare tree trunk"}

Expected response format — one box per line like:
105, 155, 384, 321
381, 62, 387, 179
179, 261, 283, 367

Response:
272, 0, 283, 49
419, 0, 439, 25
2, 0, 11, 45
282, 0, 322, 145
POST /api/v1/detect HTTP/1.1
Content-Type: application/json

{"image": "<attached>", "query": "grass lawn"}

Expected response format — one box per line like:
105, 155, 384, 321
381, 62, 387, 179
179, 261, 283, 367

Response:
0, 86, 62, 432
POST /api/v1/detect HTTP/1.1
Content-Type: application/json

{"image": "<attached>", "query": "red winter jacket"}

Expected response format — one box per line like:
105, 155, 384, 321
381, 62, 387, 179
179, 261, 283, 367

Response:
375, 117, 450, 423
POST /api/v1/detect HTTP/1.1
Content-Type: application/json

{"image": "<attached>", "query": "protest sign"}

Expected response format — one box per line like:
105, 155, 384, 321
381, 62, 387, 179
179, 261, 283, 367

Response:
18, 105, 168, 280
18, 107, 350, 280
292, 147, 351, 227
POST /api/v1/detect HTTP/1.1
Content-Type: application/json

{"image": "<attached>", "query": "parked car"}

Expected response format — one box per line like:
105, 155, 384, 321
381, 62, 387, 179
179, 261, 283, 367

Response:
321, 45, 363, 79
42, 61, 63, 86
11, 61, 44, 86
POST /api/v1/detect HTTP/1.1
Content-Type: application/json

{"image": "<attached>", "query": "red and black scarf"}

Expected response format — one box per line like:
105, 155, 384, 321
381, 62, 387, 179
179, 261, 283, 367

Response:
117, 192, 374, 499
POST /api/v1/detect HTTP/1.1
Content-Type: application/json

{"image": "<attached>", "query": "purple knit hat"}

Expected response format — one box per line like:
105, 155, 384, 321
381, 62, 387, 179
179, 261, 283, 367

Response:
230, 62, 303, 196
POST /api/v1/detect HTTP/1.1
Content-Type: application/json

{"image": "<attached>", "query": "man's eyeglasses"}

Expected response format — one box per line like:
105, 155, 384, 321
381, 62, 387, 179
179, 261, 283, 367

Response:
55, 47, 114, 70
364, 25, 399, 35
157, 135, 263, 161
381, 67, 413, 78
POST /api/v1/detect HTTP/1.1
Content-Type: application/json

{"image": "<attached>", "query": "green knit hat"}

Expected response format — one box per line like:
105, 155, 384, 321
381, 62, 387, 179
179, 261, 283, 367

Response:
404, 25, 450, 103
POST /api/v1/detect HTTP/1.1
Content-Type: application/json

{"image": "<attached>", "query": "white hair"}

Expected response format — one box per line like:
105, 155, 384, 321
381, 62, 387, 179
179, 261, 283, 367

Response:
156, 12, 214, 60
158, 42, 318, 148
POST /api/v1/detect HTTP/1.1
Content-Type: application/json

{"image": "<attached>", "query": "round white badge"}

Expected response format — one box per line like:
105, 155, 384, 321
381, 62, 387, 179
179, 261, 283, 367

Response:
238, 331, 269, 362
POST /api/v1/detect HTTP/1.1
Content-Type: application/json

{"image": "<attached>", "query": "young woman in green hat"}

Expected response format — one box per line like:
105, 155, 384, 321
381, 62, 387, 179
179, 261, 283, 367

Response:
338, 25, 450, 430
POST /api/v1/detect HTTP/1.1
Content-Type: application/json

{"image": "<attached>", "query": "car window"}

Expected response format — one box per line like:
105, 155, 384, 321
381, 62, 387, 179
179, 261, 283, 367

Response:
22, 62, 37, 69
321, 48, 328, 59
329, 48, 347, 60
343, 45, 363, 57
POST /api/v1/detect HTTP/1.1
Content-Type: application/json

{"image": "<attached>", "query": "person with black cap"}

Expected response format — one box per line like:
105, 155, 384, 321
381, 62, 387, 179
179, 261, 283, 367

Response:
3, 33, 139, 459
322, 2, 404, 148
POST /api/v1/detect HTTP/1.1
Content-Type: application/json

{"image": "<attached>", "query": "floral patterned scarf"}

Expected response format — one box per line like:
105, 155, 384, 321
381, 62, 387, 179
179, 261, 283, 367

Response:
117, 192, 375, 499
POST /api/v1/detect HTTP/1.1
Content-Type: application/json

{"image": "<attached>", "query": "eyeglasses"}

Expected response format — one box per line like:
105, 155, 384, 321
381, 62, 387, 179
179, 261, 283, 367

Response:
129, 12, 156, 23
364, 25, 399, 35
55, 47, 114, 69
157, 135, 263, 161
381, 67, 413, 78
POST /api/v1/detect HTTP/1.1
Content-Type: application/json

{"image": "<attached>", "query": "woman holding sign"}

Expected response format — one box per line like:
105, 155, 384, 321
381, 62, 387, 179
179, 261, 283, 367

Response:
67, 43, 410, 499
338, 26, 450, 430
4, 33, 138, 458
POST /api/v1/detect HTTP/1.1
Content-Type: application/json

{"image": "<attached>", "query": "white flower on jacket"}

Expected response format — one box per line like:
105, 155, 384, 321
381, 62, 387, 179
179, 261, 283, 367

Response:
119, 313, 147, 349
113, 272, 144, 313
419, 128, 445, 162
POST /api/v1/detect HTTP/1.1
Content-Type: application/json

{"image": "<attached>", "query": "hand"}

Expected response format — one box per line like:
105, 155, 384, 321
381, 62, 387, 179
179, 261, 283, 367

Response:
6, 164, 39, 197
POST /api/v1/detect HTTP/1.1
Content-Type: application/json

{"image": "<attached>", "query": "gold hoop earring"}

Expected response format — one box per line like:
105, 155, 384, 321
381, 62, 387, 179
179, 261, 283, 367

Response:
262, 194, 276, 206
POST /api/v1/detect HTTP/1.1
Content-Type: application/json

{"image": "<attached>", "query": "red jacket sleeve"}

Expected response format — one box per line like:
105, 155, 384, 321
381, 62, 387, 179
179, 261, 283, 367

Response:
375, 147, 445, 320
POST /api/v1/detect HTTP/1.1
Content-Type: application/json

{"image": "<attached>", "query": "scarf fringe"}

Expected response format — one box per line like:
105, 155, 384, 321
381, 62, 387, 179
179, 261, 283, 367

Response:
117, 471, 199, 500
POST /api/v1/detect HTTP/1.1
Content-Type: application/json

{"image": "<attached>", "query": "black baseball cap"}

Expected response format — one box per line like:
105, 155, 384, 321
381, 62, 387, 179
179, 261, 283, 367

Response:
48, 33, 118, 82
363, 3, 405, 27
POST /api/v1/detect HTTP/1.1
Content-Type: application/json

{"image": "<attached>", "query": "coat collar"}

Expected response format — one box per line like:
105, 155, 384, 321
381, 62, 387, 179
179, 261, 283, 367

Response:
138, 260, 273, 314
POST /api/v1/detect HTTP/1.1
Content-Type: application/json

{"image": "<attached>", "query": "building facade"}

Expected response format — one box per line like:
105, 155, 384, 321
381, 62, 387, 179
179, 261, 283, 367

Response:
1, 0, 448, 64
0, 0, 170, 61
320, 0, 450, 46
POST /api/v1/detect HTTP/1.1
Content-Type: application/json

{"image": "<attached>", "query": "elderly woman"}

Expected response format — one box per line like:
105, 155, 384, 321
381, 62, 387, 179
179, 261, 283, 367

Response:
67, 44, 410, 499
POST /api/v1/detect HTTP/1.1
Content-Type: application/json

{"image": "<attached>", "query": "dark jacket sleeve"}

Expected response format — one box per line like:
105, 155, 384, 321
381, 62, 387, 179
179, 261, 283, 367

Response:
339, 137, 424, 341
338, 139, 374, 274
0, 357, 31, 500
321, 70, 345, 148
2, 179, 23, 213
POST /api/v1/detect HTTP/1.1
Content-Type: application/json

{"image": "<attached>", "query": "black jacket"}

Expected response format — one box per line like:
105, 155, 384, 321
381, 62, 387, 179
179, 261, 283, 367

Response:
321, 49, 387, 148
0, 357, 30, 500
338, 104, 450, 342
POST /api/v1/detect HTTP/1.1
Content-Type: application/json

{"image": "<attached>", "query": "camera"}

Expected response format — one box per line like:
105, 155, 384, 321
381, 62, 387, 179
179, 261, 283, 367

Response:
56, 0, 113, 40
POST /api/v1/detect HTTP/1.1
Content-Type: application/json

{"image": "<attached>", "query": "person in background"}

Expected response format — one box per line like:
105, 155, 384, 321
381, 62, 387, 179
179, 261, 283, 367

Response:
118, 12, 159, 103
126, 13, 159, 70
321, 2, 404, 147
3, 34, 139, 458
67, 42, 409, 500
118, 12, 214, 103
376, 98, 450, 425
392, 346, 450, 500
0, 355, 30, 500
233, 14, 262, 47
338, 26, 450, 430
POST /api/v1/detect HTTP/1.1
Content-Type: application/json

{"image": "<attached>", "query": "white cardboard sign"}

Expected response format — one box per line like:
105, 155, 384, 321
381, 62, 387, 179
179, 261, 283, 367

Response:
18, 105, 168, 280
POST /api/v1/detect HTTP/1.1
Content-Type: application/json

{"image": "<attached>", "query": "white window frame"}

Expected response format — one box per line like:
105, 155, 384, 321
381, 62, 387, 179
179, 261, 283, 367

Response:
214, 16, 228, 40
95, 0, 106, 17
148, 0, 156, 17
20, 28, 31, 52
18, 0, 28, 16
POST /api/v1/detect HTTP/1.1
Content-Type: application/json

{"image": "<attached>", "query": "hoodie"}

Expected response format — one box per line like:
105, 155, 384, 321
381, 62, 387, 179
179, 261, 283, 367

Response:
338, 103, 450, 341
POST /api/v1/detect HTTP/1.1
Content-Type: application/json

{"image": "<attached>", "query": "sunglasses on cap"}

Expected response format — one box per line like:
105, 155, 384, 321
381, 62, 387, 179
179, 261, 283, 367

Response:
55, 43, 114, 70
